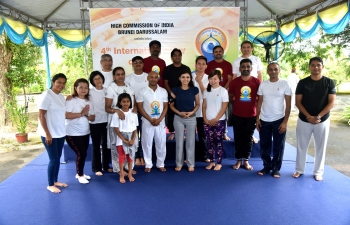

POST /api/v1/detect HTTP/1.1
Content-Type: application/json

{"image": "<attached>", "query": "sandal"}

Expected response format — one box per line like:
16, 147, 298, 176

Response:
314, 175, 323, 181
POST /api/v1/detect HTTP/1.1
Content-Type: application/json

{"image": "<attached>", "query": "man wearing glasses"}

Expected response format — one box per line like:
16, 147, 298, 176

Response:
126, 56, 149, 166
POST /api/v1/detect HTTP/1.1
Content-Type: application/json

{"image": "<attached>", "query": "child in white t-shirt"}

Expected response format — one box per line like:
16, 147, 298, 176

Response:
202, 70, 229, 171
110, 93, 138, 183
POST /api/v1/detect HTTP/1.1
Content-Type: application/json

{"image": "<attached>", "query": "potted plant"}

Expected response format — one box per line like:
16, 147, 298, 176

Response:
6, 94, 29, 143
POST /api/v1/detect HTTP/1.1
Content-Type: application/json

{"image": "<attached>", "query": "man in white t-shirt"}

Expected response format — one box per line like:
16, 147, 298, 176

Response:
126, 56, 149, 166
232, 41, 263, 81
287, 68, 299, 111
256, 62, 292, 178
136, 71, 168, 172
100, 54, 114, 88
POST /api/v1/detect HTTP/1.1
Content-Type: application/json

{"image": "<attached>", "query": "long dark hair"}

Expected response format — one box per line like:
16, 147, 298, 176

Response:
176, 68, 194, 87
117, 93, 132, 109
207, 70, 222, 92
72, 78, 90, 100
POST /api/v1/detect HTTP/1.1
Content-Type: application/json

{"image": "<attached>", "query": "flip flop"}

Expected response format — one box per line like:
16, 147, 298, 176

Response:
272, 170, 280, 178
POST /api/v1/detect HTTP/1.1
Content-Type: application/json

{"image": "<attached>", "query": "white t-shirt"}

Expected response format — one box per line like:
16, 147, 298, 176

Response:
257, 79, 292, 122
106, 82, 135, 110
136, 85, 168, 122
287, 73, 299, 93
125, 72, 149, 94
89, 87, 108, 124
101, 70, 114, 88
110, 109, 138, 145
203, 86, 229, 121
192, 72, 209, 117
37, 90, 66, 138
65, 98, 95, 136
232, 55, 262, 78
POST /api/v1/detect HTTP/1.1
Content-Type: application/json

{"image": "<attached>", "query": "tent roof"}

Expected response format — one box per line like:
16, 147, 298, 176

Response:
0, 0, 346, 30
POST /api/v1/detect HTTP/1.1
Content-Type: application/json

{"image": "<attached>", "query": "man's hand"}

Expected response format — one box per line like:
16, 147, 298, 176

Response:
278, 121, 287, 134
256, 119, 261, 132
116, 109, 125, 120
307, 116, 320, 124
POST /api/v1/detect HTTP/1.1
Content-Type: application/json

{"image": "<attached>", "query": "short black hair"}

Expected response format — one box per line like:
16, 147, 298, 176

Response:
132, 56, 144, 62
213, 45, 224, 53
89, 71, 105, 87
149, 40, 161, 48
309, 57, 323, 66
196, 56, 207, 64
241, 40, 253, 48
117, 93, 132, 109
240, 58, 252, 66
112, 67, 125, 76
171, 48, 182, 57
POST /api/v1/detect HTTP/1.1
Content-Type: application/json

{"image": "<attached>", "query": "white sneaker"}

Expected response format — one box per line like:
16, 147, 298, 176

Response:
78, 176, 89, 184
75, 174, 91, 180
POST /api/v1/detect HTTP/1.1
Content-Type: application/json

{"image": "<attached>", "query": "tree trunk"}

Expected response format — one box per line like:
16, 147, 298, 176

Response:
0, 35, 13, 127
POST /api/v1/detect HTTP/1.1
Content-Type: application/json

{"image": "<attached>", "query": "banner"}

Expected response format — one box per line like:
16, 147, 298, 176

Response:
90, 7, 240, 74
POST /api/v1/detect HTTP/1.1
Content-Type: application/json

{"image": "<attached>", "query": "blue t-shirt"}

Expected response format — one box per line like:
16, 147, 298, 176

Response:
172, 86, 199, 113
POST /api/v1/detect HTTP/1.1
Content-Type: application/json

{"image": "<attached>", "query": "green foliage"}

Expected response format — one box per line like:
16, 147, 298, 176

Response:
5, 92, 29, 134
341, 103, 350, 126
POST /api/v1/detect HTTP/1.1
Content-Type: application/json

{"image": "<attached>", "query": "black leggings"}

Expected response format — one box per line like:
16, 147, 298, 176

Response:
90, 123, 110, 172
66, 134, 90, 176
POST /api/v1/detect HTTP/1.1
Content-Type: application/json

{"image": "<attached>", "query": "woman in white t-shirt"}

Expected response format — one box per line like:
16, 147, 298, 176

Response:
38, 73, 68, 193
66, 78, 95, 184
89, 71, 112, 176
105, 67, 136, 174
202, 70, 229, 171
110, 93, 138, 183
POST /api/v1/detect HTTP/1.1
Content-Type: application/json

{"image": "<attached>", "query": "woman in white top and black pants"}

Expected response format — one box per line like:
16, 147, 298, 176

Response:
38, 73, 68, 193
89, 71, 112, 176
66, 78, 95, 184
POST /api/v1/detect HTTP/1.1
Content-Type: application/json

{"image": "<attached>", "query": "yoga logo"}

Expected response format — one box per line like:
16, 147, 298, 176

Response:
240, 86, 251, 102
215, 68, 223, 82
195, 27, 227, 62
150, 101, 161, 117
151, 65, 161, 79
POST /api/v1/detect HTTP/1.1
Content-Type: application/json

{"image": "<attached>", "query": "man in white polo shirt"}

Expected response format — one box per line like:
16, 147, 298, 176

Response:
136, 71, 168, 173
232, 40, 263, 81
100, 54, 114, 87
256, 62, 292, 178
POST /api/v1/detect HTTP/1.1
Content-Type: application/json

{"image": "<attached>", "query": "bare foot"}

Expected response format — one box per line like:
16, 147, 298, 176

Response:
214, 164, 222, 171
54, 182, 68, 187
206, 162, 215, 170
204, 159, 210, 163
188, 167, 195, 172
131, 170, 137, 175
314, 175, 323, 181
224, 134, 231, 141
95, 171, 103, 176
135, 158, 141, 166
232, 160, 242, 170
158, 167, 166, 172
175, 166, 182, 171
119, 177, 126, 183
47, 186, 61, 193
168, 133, 175, 140
144, 168, 151, 173
128, 175, 135, 182
292, 172, 302, 178
252, 136, 259, 144
243, 161, 253, 170
140, 158, 145, 166
107, 168, 113, 173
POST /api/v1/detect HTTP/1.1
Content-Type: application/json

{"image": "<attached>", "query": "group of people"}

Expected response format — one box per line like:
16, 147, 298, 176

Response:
38, 39, 335, 194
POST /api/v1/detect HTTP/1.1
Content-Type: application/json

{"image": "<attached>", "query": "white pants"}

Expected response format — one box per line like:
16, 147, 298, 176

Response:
141, 119, 167, 169
295, 118, 330, 176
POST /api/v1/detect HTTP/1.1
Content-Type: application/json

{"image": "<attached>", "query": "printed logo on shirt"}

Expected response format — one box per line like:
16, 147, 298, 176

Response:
151, 66, 161, 79
150, 101, 161, 117
240, 86, 251, 102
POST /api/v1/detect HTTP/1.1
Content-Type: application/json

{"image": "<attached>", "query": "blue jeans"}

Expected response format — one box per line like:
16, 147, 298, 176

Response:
41, 136, 65, 186
259, 117, 286, 171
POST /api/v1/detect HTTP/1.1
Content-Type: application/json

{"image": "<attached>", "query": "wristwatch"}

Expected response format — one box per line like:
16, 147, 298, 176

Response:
317, 115, 321, 120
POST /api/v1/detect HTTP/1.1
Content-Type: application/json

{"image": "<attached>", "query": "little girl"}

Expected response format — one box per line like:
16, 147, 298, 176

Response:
110, 93, 138, 183
202, 70, 229, 171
